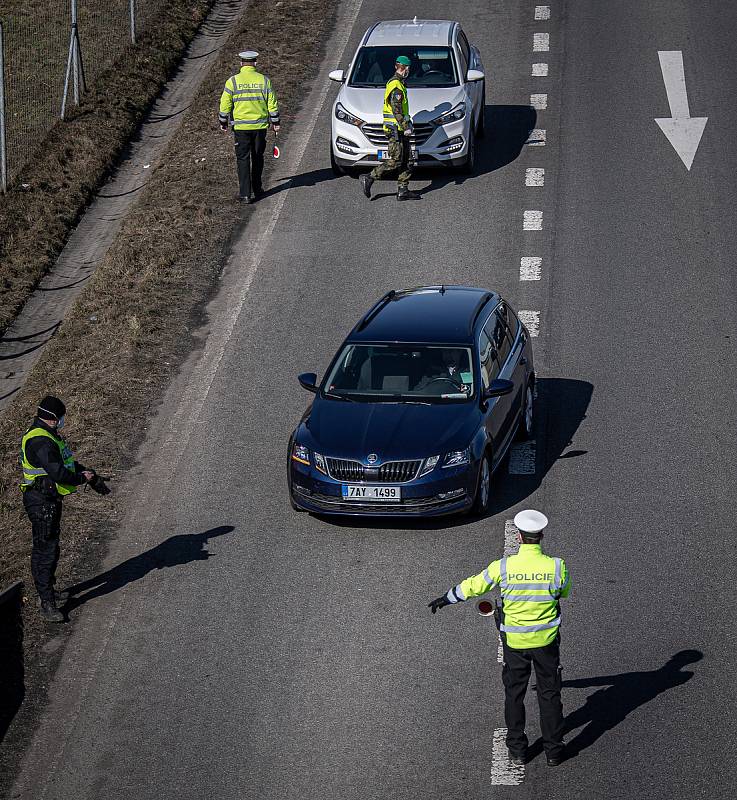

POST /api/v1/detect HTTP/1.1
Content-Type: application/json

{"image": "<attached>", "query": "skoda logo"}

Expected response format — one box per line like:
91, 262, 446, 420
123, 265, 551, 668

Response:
366, 453, 378, 465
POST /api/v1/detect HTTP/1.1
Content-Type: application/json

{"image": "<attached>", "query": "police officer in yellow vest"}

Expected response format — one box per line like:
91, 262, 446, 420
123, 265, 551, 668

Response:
360, 55, 420, 201
219, 50, 280, 203
429, 510, 571, 767
20, 396, 109, 623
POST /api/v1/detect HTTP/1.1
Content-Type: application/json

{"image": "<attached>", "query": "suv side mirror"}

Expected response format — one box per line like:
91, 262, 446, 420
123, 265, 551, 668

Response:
298, 372, 319, 393
466, 69, 485, 82
329, 69, 345, 82
482, 378, 514, 399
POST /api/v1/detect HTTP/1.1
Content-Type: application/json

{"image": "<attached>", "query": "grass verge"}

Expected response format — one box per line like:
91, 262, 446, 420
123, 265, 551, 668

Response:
0, 0, 336, 792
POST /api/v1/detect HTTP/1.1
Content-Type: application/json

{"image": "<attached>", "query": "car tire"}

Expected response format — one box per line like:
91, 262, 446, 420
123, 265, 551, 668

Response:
461, 129, 476, 175
330, 145, 346, 176
516, 382, 534, 441
471, 450, 492, 516
476, 83, 486, 139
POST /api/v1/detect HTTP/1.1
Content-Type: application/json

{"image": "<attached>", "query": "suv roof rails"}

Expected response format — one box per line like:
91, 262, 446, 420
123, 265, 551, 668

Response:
469, 292, 494, 334
355, 289, 396, 331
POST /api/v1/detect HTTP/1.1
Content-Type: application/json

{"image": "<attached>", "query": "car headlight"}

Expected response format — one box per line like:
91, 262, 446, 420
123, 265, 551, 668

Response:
443, 449, 470, 468
433, 104, 466, 125
419, 455, 440, 477
292, 443, 310, 465
313, 452, 328, 475
335, 103, 364, 126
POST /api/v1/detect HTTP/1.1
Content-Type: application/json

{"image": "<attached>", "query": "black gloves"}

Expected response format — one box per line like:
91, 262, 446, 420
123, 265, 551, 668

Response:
89, 474, 111, 495
428, 594, 451, 614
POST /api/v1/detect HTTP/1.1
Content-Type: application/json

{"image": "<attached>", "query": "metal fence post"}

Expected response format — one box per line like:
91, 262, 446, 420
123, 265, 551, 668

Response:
130, 0, 137, 45
0, 21, 7, 193
61, 0, 87, 119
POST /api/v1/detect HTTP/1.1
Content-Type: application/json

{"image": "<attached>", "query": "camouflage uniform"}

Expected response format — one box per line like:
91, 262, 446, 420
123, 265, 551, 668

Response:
370, 73, 412, 190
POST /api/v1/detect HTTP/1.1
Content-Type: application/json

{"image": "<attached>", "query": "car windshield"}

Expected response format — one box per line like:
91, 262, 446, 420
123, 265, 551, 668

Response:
349, 46, 458, 88
323, 344, 474, 402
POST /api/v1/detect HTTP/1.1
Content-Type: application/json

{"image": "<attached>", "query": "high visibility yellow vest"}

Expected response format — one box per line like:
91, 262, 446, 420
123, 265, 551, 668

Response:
218, 65, 279, 131
453, 544, 570, 649
382, 77, 409, 134
20, 427, 77, 496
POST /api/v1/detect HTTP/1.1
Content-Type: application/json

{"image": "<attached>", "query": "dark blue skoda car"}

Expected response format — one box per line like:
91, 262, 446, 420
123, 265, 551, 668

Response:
288, 286, 535, 517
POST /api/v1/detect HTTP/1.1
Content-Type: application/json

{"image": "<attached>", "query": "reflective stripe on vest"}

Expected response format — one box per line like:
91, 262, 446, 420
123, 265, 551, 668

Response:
20, 427, 77, 496
499, 555, 562, 636
382, 77, 409, 133
230, 69, 271, 130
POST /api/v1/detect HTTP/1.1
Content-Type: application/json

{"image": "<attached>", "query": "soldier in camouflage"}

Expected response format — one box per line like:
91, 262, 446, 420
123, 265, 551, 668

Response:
360, 56, 421, 201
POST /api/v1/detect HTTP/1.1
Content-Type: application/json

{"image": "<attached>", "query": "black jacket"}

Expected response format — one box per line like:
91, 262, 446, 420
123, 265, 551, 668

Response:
24, 417, 87, 493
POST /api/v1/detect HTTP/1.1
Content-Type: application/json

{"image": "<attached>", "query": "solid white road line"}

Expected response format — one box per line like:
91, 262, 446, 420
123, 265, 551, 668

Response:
532, 62, 549, 76
491, 728, 525, 785
523, 210, 543, 230
533, 32, 550, 51
525, 168, 545, 186
517, 310, 541, 336
535, 5, 551, 20
530, 92, 547, 109
526, 128, 547, 146
508, 440, 537, 474
520, 257, 542, 281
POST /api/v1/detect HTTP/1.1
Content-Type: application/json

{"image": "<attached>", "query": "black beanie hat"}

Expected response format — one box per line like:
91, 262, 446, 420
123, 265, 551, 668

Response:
37, 395, 66, 420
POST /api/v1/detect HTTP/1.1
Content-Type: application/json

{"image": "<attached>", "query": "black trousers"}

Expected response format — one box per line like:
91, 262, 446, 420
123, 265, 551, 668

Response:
23, 489, 63, 604
502, 637, 564, 758
233, 129, 267, 199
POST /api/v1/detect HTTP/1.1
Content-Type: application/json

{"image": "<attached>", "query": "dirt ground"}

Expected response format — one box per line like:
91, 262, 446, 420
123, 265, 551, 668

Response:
0, 0, 336, 793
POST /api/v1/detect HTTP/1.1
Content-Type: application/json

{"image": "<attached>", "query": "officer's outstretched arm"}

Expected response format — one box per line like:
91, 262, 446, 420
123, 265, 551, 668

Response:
429, 561, 501, 614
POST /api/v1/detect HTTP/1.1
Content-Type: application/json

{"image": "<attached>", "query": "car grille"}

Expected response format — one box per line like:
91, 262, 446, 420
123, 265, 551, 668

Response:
361, 122, 435, 147
326, 458, 421, 483
309, 492, 467, 513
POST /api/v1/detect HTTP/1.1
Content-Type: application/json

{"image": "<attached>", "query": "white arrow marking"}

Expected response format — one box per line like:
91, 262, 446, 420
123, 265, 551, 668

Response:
655, 50, 707, 170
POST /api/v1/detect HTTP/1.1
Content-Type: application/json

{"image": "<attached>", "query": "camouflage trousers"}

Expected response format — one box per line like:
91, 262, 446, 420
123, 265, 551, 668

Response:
370, 134, 412, 189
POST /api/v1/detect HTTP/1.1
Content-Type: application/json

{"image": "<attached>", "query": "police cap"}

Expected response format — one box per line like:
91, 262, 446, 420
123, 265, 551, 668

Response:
38, 395, 66, 420
395, 55, 411, 67
513, 509, 548, 535
239, 50, 259, 61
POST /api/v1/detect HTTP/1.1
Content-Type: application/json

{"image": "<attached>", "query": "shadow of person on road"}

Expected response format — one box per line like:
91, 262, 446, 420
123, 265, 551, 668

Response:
64, 525, 234, 612
0, 585, 24, 745
529, 650, 703, 761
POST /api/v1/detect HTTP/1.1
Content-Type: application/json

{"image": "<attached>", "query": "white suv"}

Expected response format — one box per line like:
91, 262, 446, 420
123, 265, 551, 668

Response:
329, 19, 485, 175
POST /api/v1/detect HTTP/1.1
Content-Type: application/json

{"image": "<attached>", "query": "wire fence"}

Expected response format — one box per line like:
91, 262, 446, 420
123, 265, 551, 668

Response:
0, 0, 168, 192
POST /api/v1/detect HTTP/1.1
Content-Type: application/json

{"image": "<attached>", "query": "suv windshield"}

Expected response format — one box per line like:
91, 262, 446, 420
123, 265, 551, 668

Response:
349, 46, 458, 88
324, 344, 474, 402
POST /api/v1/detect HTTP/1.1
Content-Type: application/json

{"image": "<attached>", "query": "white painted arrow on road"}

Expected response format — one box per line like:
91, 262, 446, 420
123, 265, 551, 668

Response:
655, 51, 707, 170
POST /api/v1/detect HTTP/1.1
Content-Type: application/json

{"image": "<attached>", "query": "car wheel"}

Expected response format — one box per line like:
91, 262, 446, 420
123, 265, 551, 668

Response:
461, 129, 476, 175
476, 83, 486, 139
471, 451, 492, 515
330, 145, 346, 176
516, 383, 534, 440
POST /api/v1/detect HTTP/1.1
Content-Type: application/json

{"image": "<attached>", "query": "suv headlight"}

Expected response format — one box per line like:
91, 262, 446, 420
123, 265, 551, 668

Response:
433, 104, 466, 125
419, 455, 440, 477
335, 103, 364, 127
443, 449, 470, 468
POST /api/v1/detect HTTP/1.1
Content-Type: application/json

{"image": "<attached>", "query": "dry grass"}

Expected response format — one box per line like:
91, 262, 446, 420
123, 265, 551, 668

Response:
0, 0, 335, 790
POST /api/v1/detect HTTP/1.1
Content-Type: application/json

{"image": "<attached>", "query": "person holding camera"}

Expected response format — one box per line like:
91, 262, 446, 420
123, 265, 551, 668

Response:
19, 396, 110, 622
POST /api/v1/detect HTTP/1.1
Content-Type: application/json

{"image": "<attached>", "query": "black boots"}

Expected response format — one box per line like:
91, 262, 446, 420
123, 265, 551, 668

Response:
397, 187, 421, 201
508, 750, 527, 766
360, 174, 374, 198
40, 601, 64, 623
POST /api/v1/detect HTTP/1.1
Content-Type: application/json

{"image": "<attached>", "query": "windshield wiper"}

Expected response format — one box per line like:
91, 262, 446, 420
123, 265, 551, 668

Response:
323, 390, 356, 402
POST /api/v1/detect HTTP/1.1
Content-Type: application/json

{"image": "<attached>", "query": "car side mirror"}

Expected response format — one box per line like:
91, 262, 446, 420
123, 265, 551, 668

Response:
298, 372, 319, 393
466, 69, 485, 82
329, 69, 345, 82
483, 378, 514, 399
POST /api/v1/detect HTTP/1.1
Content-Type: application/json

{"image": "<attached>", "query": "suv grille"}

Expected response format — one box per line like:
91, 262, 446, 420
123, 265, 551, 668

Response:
326, 458, 422, 483
361, 122, 435, 147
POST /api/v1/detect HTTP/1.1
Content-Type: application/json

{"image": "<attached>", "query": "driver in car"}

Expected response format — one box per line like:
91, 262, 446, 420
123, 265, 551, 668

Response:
416, 350, 468, 393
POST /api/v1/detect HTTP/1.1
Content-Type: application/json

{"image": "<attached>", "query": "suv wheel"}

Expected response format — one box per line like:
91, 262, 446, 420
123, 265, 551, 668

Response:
330, 145, 346, 176
516, 383, 534, 440
476, 83, 486, 139
461, 129, 476, 175
471, 451, 492, 515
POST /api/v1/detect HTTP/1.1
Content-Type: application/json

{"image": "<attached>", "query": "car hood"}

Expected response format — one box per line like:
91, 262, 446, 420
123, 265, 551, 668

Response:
337, 86, 467, 124
302, 398, 480, 462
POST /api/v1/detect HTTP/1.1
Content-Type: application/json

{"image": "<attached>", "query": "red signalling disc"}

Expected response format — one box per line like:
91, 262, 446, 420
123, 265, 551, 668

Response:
272, 145, 280, 159
477, 600, 494, 617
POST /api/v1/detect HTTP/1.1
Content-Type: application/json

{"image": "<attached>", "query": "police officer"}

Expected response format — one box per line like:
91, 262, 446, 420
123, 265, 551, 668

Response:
429, 510, 571, 767
360, 55, 420, 201
20, 396, 110, 622
219, 50, 280, 203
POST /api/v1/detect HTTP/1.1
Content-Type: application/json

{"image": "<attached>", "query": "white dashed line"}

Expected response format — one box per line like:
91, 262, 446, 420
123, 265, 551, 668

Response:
526, 128, 547, 146
535, 5, 551, 19
508, 440, 537, 473
532, 62, 549, 76
530, 92, 547, 109
497, 519, 521, 661
517, 310, 541, 337
520, 257, 542, 281
533, 32, 550, 51
525, 168, 545, 187
523, 210, 543, 230
491, 728, 525, 785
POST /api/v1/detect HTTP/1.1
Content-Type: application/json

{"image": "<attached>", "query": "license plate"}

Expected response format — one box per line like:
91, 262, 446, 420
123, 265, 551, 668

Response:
377, 148, 417, 160
341, 485, 401, 501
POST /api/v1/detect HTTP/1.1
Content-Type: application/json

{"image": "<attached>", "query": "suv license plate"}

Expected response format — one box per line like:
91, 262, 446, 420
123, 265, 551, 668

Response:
342, 485, 401, 501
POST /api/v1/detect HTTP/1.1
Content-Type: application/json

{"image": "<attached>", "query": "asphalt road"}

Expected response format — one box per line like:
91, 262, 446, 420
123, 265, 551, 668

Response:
9, 0, 737, 798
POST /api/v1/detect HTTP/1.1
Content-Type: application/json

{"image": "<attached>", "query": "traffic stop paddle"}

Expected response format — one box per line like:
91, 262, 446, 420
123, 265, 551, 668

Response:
273, 129, 280, 159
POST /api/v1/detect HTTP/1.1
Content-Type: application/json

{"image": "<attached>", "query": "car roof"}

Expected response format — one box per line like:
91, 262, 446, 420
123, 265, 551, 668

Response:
348, 286, 499, 345
363, 19, 457, 48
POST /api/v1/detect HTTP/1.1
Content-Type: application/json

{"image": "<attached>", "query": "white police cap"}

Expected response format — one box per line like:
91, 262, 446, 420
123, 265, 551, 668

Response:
239, 50, 259, 61
513, 509, 549, 534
